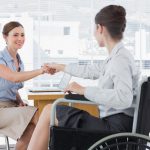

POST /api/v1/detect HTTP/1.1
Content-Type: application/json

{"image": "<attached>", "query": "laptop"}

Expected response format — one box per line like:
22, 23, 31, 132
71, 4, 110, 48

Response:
28, 73, 72, 92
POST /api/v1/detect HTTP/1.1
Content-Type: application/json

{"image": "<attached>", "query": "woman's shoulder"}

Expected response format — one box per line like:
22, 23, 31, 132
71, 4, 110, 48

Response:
111, 47, 135, 69
0, 49, 7, 65
116, 47, 134, 60
0, 50, 3, 57
0, 48, 6, 58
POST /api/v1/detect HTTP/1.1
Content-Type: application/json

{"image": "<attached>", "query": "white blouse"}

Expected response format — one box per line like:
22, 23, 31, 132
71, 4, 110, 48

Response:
65, 42, 139, 118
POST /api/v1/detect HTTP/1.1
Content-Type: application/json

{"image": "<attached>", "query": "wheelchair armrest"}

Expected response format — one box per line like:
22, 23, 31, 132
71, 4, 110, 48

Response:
50, 95, 98, 126
65, 93, 90, 101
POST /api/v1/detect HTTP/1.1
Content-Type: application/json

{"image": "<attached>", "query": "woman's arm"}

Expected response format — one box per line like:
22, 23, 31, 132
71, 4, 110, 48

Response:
84, 56, 134, 109
0, 64, 48, 83
65, 55, 136, 110
47, 63, 101, 79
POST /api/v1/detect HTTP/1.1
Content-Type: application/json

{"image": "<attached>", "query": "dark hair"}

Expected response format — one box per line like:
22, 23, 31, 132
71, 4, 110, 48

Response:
95, 5, 126, 40
2, 21, 23, 36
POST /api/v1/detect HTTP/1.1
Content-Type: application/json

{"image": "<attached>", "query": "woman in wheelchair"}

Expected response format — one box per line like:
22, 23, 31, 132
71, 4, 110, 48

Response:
28, 5, 139, 150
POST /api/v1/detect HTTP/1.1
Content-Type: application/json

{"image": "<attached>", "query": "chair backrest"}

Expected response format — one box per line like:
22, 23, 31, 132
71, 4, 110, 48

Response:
136, 76, 150, 136
132, 76, 150, 135
132, 76, 147, 133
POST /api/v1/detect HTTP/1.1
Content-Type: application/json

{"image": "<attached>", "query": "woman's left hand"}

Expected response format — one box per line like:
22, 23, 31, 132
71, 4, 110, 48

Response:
18, 101, 28, 107
16, 92, 28, 107
64, 82, 85, 95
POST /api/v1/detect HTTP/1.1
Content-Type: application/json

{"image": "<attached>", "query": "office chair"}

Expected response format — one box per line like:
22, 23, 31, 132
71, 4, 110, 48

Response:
0, 134, 10, 150
49, 76, 148, 150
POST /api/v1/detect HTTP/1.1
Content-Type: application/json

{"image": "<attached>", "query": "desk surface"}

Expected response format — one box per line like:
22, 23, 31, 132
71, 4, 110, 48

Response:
28, 91, 99, 117
28, 91, 64, 100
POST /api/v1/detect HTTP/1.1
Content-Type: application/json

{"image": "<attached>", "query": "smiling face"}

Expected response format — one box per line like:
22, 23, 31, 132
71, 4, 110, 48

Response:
4, 26, 25, 50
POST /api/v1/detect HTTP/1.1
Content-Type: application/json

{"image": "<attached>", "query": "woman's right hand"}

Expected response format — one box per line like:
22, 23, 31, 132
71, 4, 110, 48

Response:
40, 65, 51, 74
44, 63, 66, 74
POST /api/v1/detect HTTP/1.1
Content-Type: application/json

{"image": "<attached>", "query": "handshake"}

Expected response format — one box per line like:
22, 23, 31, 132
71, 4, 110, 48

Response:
40, 63, 65, 75
40, 63, 86, 95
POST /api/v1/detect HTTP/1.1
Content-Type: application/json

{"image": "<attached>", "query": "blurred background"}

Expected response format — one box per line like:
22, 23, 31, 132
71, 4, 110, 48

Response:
0, 0, 150, 148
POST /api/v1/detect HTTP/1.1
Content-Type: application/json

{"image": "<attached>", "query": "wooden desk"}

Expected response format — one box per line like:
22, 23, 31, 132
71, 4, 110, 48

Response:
28, 92, 99, 117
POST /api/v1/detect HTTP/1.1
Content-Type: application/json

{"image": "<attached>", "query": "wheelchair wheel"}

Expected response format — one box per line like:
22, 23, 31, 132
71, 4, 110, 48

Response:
88, 133, 150, 150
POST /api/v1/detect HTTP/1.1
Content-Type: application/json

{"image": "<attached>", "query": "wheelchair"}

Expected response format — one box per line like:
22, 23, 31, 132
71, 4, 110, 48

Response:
49, 76, 150, 150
